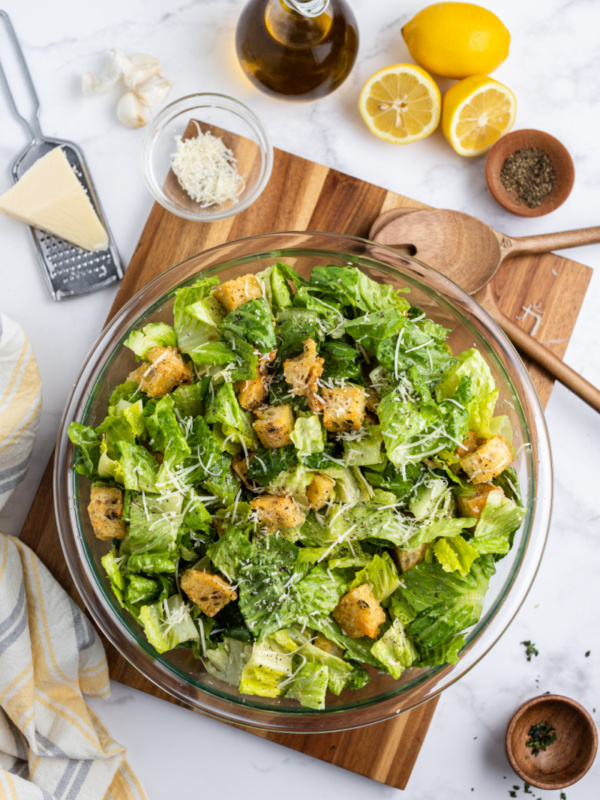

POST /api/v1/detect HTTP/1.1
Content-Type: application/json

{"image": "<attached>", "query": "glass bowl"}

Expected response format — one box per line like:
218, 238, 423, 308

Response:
54, 231, 552, 733
140, 93, 273, 222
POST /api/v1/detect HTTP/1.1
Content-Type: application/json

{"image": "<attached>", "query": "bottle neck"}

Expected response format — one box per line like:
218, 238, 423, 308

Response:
283, 0, 330, 18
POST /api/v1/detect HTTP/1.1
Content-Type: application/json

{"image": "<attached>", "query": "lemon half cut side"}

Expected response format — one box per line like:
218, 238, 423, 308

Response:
442, 75, 517, 156
359, 64, 441, 145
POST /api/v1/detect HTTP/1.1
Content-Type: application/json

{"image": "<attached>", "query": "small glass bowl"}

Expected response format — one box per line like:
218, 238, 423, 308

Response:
140, 93, 273, 222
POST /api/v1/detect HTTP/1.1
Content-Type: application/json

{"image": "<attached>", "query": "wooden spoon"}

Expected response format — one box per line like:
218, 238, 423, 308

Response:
370, 208, 600, 412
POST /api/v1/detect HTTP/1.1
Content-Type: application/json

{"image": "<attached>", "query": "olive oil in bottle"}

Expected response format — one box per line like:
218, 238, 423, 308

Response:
235, 0, 359, 101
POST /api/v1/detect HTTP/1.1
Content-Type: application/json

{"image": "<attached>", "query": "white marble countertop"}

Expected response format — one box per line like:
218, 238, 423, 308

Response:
2, 0, 599, 797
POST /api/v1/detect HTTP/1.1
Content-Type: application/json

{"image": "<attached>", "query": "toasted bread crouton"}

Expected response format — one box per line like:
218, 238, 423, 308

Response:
253, 404, 295, 448
314, 633, 344, 659
234, 376, 269, 411
283, 339, 324, 402
394, 543, 429, 573
181, 569, 237, 617
460, 435, 513, 484
456, 429, 478, 457
88, 486, 125, 541
457, 483, 504, 519
321, 386, 366, 432
213, 274, 262, 313
127, 346, 193, 399
333, 584, 386, 639
250, 495, 305, 530
306, 473, 335, 511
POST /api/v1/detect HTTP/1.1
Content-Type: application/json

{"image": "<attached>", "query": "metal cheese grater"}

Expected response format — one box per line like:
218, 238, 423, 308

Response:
0, 11, 123, 301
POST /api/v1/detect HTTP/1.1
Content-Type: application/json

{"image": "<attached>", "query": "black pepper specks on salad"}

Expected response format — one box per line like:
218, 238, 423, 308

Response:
69, 262, 526, 710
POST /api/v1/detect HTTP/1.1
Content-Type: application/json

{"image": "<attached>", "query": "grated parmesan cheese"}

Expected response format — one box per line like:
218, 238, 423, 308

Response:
171, 124, 245, 208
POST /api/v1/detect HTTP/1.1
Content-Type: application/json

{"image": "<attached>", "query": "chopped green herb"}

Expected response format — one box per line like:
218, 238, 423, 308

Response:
560, 792, 567, 800
521, 640, 539, 661
585, 650, 591, 657
509, 792, 517, 798
526, 721, 557, 756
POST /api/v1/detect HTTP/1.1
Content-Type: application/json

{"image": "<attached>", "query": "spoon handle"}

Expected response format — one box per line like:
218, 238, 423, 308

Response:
495, 309, 600, 413
507, 226, 600, 257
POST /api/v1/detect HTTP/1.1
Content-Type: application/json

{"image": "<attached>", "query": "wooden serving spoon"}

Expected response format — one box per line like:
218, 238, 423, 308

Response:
369, 208, 600, 412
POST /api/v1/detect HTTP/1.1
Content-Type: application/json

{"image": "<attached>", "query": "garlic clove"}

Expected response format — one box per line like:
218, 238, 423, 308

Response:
136, 77, 173, 108
112, 49, 163, 90
82, 58, 121, 97
117, 91, 148, 128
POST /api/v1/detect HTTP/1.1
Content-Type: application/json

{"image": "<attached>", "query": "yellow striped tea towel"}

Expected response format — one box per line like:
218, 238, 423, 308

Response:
0, 534, 147, 800
0, 314, 42, 512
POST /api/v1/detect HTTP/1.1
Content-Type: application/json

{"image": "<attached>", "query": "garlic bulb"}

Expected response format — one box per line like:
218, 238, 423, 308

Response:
117, 91, 148, 129
83, 50, 172, 128
112, 50, 163, 90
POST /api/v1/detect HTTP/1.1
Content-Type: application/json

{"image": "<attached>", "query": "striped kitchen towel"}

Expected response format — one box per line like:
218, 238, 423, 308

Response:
0, 314, 42, 511
0, 533, 147, 800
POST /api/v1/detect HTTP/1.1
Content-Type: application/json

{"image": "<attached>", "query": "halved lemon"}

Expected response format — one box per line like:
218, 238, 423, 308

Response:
441, 75, 516, 156
359, 64, 441, 144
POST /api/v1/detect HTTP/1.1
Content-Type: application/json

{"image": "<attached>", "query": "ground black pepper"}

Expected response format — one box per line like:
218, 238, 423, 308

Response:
500, 148, 556, 208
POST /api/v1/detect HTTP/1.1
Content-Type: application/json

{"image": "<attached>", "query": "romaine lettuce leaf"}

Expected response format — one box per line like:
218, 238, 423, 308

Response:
239, 639, 293, 698
207, 525, 252, 583
139, 595, 198, 654
97, 441, 159, 491
205, 382, 258, 449
145, 395, 190, 471
436, 349, 498, 438
349, 553, 400, 601
101, 548, 125, 607
413, 633, 465, 667
371, 617, 419, 679
284, 661, 329, 709
123, 574, 160, 606
246, 444, 298, 485
107, 381, 141, 417
124, 322, 177, 359
255, 262, 294, 313
397, 556, 496, 651
433, 535, 479, 576
275, 308, 326, 358
342, 425, 385, 467
126, 492, 184, 554
471, 490, 527, 556
205, 638, 252, 686
308, 265, 409, 314
320, 340, 363, 383
300, 641, 354, 695
291, 413, 326, 457
221, 297, 277, 353
68, 423, 101, 477
126, 552, 178, 574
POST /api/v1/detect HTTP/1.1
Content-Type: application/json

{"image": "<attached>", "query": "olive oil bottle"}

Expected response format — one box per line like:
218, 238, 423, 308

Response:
236, 0, 359, 101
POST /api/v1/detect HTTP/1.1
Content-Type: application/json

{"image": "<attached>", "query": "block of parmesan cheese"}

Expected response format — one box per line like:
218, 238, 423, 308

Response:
0, 147, 109, 252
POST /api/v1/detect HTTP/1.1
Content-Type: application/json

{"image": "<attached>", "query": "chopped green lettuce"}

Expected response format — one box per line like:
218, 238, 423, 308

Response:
471, 491, 527, 556
239, 639, 293, 698
124, 322, 177, 359
284, 661, 329, 710
126, 492, 183, 554
221, 297, 277, 353
205, 382, 258, 450
349, 553, 400, 601
139, 595, 199, 654
291, 413, 326, 457
433, 535, 479, 576
436, 349, 498, 438
371, 617, 419, 679
68, 423, 101, 477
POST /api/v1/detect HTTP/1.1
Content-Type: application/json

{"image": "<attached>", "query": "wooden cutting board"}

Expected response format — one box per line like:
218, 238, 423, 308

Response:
20, 137, 592, 790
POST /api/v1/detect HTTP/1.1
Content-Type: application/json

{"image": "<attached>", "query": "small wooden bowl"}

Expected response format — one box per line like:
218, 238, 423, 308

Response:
506, 695, 597, 789
485, 129, 575, 217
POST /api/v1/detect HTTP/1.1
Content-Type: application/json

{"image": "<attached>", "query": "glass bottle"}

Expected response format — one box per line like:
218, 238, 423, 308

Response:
235, 0, 359, 101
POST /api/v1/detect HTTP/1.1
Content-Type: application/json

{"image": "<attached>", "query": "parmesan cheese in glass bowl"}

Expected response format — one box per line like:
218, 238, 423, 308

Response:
141, 94, 273, 222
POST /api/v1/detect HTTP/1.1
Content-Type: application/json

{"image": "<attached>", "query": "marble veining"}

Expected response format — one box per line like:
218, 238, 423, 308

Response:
1, 0, 599, 797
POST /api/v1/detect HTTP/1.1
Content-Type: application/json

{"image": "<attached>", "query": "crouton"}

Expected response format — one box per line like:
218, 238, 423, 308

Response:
333, 584, 386, 639
212, 274, 262, 313
394, 543, 429, 573
460, 435, 513, 484
87, 486, 126, 541
283, 339, 324, 401
127, 346, 193, 399
314, 633, 344, 659
306, 473, 335, 511
321, 386, 366, 432
457, 483, 504, 519
181, 569, 237, 617
234, 348, 277, 411
253, 404, 295, 448
250, 495, 305, 530
456, 429, 479, 457
234, 376, 269, 411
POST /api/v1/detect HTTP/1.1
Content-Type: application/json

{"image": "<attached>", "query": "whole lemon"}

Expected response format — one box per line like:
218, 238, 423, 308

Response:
402, 3, 510, 79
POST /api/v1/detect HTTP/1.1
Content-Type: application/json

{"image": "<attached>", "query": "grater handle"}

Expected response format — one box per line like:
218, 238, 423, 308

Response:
0, 11, 43, 142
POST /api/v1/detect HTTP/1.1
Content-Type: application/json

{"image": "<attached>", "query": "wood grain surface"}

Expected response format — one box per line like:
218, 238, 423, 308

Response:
20, 136, 592, 790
